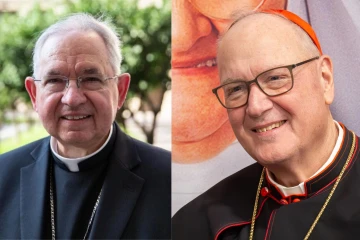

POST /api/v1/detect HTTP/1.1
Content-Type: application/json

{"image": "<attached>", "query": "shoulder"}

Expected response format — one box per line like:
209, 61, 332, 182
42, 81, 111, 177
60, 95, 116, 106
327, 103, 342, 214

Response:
0, 137, 49, 169
131, 137, 170, 162
189, 162, 263, 204
111, 127, 170, 180
130, 137, 171, 179
172, 163, 263, 240
112, 123, 170, 170
125, 134, 171, 171
0, 137, 49, 190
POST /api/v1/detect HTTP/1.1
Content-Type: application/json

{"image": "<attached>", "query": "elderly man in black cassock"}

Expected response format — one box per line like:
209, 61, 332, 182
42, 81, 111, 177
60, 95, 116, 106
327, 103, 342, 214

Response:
0, 13, 170, 239
172, 9, 360, 240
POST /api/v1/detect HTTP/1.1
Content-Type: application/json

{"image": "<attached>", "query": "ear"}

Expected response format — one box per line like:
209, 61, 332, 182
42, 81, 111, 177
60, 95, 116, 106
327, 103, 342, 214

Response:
25, 76, 38, 111
318, 55, 334, 105
116, 73, 131, 109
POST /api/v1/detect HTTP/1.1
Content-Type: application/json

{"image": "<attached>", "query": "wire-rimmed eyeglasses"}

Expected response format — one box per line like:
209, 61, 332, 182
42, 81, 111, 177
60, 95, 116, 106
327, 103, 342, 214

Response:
33, 75, 118, 93
212, 56, 320, 109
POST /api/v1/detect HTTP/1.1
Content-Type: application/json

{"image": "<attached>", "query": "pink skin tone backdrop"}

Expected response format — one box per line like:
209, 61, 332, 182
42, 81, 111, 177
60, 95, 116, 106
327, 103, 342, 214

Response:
172, 0, 286, 163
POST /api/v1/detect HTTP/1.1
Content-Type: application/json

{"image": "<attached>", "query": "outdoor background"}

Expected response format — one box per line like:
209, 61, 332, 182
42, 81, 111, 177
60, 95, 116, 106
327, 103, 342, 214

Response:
0, 0, 171, 154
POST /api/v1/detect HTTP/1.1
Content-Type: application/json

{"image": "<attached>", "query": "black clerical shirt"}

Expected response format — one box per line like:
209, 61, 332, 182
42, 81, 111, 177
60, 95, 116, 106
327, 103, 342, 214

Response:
50, 126, 116, 239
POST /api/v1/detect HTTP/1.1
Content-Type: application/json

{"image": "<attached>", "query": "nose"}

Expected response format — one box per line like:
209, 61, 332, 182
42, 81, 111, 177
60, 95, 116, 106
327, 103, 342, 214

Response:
246, 84, 273, 118
172, 0, 212, 52
61, 80, 87, 107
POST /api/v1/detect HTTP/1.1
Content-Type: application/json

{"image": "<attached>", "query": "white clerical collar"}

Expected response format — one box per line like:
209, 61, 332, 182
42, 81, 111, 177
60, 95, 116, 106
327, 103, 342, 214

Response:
266, 121, 343, 197
50, 125, 113, 172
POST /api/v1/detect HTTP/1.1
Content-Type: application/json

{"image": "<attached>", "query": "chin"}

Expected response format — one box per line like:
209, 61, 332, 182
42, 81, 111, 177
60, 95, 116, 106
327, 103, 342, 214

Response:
256, 157, 287, 166
172, 122, 237, 163
252, 149, 292, 167
172, 115, 228, 143
57, 132, 94, 143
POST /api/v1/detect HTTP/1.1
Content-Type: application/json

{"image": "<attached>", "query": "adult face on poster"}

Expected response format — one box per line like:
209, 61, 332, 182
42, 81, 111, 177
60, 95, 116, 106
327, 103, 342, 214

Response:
172, 0, 287, 163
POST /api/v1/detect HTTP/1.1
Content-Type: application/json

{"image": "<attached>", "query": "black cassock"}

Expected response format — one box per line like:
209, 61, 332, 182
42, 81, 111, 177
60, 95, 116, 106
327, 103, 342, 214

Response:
173, 123, 360, 240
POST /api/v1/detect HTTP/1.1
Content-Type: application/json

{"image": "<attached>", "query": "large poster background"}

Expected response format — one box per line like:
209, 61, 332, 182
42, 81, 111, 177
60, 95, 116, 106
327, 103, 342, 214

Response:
172, 0, 360, 215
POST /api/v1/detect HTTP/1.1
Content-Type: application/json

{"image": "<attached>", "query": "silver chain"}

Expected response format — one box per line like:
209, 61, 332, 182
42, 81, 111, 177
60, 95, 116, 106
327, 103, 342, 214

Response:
83, 188, 102, 239
49, 161, 103, 240
49, 162, 56, 240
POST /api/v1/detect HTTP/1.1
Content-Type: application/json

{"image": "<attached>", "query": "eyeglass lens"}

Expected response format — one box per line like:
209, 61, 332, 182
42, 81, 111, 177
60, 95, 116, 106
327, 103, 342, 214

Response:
217, 67, 293, 108
41, 75, 107, 92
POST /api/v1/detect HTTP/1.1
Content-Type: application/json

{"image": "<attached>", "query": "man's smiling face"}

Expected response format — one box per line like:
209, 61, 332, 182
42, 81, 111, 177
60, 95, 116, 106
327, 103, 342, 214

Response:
218, 14, 333, 166
26, 30, 126, 155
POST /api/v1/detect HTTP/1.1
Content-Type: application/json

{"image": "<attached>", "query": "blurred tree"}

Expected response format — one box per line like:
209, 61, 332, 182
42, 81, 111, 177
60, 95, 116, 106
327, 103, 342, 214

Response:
0, 0, 170, 144
0, 5, 56, 127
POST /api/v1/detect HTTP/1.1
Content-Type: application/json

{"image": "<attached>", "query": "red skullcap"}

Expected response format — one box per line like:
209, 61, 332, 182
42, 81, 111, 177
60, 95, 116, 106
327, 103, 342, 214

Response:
261, 9, 323, 55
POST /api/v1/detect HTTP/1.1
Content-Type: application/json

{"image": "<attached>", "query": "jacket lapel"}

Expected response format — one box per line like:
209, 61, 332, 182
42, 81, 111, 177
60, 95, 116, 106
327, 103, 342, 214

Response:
20, 138, 50, 239
88, 126, 144, 239
19, 126, 145, 239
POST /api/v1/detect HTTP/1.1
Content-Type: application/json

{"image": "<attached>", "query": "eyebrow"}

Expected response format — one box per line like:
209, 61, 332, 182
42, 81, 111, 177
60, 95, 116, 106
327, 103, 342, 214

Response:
45, 70, 62, 76
222, 78, 246, 85
81, 68, 101, 75
43, 68, 102, 77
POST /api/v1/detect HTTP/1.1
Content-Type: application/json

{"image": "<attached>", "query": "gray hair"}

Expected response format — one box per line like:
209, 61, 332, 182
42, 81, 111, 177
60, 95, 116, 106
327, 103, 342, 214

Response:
32, 13, 122, 78
217, 10, 320, 57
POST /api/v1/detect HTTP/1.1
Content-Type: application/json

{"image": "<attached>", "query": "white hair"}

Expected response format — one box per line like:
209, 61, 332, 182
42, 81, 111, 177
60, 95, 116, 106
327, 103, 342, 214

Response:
32, 13, 122, 78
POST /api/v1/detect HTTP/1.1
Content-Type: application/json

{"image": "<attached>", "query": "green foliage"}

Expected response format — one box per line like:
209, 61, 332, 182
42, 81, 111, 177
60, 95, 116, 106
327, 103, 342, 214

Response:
0, 0, 170, 143
0, 5, 57, 119
64, 0, 171, 95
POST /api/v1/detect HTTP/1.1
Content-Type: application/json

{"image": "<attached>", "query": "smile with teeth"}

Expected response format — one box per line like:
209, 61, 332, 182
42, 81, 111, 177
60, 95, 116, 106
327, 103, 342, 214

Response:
195, 59, 217, 68
254, 120, 286, 133
63, 115, 90, 120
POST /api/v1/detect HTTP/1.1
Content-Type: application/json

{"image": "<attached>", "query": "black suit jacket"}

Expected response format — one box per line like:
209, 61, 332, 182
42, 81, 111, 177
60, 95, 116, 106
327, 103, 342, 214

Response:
0, 123, 171, 239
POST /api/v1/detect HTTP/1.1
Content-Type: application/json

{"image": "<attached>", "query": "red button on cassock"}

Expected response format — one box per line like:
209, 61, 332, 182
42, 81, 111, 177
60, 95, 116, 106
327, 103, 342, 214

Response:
261, 187, 269, 197
292, 198, 301, 203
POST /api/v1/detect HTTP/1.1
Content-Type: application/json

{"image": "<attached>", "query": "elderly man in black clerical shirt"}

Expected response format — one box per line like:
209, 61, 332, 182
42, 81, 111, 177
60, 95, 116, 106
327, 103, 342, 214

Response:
172, 9, 360, 240
0, 13, 170, 239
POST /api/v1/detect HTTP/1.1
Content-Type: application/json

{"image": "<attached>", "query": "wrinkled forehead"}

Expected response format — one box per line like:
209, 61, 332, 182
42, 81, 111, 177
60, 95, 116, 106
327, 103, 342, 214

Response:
40, 30, 107, 59
37, 31, 111, 76
217, 13, 307, 78
218, 13, 302, 56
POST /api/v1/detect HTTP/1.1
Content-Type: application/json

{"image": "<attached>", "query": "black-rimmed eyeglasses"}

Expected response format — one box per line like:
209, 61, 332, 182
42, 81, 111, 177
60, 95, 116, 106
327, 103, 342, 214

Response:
212, 56, 320, 109
33, 75, 118, 93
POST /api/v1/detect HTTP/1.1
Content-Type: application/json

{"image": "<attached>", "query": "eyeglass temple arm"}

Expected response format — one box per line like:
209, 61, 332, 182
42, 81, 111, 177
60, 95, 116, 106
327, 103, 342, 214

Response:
292, 56, 320, 69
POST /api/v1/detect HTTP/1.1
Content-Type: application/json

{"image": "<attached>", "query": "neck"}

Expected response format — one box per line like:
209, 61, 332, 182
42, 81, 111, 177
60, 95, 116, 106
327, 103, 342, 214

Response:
267, 119, 339, 187
57, 146, 97, 158
55, 135, 110, 159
